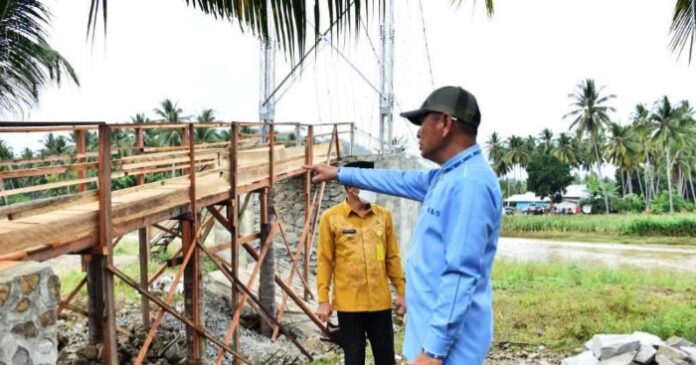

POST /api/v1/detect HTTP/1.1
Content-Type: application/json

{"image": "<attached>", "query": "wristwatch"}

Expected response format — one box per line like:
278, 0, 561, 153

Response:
422, 349, 445, 360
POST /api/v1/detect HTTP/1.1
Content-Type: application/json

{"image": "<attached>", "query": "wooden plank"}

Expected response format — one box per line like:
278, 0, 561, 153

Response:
0, 125, 98, 133
0, 162, 99, 179
0, 153, 91, 168
0, 177, 98, 198
0, 190, 97, 220
121, 153, 218, 171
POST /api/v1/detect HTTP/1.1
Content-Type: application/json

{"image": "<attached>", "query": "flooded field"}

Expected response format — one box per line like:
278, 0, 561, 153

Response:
497, 237, 696, 272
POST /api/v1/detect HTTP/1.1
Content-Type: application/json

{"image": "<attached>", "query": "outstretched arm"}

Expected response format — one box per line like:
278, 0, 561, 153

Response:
304, 163, 436, 202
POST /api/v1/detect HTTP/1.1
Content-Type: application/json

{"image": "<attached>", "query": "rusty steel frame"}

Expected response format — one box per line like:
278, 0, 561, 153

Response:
0, 121, 352, 364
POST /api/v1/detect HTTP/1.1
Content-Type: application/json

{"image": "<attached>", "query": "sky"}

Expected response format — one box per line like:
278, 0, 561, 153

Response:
2, 0, 696, 155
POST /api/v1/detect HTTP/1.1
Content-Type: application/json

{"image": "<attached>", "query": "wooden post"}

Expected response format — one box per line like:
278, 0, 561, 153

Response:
75, 129, 87, 192
229, 123, 241, 365
182, 127, 190, 147
136, 125, 150, 329
0, 178, 6, 206
333, 125, 341, 161
269, 123, 275, 186
138, 228, 150, 329
303, 126, 313, 300
87, 124, 117, 364
135, 127, 145, 186
184, 123, 203, 360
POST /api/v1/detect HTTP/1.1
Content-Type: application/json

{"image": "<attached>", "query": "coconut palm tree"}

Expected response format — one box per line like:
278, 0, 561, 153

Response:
0, 140, 14, 204
538, 128, 554, 154
485, 132, 510, 177
564, 79, 616, 213
194, 109, 222, 143
0, 0, 79, 115
631, 103, 656, 202
505, 135, 528, 193
131, 113, 150, 124
672, 101, 696, 200
41, 133, 71, 156
605, 122, 641, 195
551, 132, 577, 166
153, 99, 188, 146
649, 96, 691, 213
0, 140, 13, 161
154, 99, 187, 123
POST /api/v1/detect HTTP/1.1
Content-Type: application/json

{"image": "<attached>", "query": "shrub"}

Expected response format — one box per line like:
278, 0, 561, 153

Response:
650, 191, 688, 213
618, 193, 645, 213
618, 217, 696, 236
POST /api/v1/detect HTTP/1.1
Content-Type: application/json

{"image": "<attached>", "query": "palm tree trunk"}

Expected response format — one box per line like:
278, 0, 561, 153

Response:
627, 169, 633, 195
643, 161, 651, 203
620, 169, 626, 196
689, 173, 695, 203
665, 148, 674, 214
593, 141, 610, 214
679, 172, 685, 199
636, 168, 645, 200
646, 160, 651, 201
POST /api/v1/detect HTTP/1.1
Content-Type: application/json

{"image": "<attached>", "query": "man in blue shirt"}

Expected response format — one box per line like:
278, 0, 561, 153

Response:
305, 86, 503, 365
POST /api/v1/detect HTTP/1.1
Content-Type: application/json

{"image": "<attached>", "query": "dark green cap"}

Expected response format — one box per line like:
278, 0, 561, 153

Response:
400, 86, 481, 127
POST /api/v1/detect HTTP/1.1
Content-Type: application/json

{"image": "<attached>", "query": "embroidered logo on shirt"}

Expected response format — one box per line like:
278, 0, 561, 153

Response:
425, 207, 441, 217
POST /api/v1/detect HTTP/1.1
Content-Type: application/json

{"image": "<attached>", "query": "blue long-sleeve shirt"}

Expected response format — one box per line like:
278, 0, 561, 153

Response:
338, 144, 503, 365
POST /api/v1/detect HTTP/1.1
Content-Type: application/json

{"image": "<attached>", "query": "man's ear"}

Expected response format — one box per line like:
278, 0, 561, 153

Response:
441, 113, 454, 138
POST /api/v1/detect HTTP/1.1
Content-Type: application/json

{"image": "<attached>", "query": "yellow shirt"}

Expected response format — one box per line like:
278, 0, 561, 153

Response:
317, 201, 405, 312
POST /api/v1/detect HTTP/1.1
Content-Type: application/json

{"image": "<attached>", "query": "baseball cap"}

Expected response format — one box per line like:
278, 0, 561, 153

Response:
400, 86, 481, 128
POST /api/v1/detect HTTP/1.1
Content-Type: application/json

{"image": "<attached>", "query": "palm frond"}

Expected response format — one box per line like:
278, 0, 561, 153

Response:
86, 0, 495, 60
0, 0, 79, 115
669, 0, 696, 62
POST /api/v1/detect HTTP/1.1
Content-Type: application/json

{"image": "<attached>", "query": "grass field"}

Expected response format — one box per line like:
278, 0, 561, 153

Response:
502, 214, 696, 245
309, 260, 696, 364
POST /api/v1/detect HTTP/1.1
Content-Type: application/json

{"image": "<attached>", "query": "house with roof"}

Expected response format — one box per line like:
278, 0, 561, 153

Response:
504, 192, 551, 213
504, 184, 589, 214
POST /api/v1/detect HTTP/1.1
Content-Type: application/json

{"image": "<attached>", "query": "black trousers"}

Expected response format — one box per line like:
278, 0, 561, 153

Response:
337, 309, 395, 365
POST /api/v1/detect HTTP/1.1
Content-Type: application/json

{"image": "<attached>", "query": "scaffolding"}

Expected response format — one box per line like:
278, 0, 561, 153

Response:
0, 121, 354, 364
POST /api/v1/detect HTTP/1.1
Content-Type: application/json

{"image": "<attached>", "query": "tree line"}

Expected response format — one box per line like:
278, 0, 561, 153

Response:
486, 79, 696, 214
0, 99, 254, 204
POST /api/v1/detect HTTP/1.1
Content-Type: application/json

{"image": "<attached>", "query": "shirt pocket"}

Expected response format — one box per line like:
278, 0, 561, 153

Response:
338, 228, 357, 242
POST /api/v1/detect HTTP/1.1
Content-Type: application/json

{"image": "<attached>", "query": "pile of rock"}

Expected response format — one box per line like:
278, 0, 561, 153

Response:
562, 332, 696, 365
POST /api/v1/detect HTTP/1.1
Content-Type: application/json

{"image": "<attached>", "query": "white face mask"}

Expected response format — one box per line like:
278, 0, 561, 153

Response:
356, 190, 377, 205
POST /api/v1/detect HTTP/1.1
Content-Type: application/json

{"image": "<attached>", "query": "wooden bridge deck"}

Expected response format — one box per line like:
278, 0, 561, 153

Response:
0, 142, 333, 261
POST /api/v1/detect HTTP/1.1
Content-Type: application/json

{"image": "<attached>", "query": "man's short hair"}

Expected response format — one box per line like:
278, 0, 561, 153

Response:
457, 109, 480, 137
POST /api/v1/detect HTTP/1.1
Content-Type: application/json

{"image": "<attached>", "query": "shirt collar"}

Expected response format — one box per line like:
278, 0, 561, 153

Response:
341, 199, 374, 217
441, 144, 481, 174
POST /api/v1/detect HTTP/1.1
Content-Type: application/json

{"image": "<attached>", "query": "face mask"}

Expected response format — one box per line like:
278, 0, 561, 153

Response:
356, 190, 377, 205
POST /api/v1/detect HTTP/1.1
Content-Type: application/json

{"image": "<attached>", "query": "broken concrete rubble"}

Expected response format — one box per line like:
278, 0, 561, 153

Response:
563, 334, 695, 365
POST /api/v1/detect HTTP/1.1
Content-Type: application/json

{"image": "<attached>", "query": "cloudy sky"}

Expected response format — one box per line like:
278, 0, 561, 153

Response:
3, 0, 695, 154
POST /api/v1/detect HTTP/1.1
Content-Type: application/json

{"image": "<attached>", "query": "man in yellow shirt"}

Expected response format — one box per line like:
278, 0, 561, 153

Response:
316, 160, 406, 365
